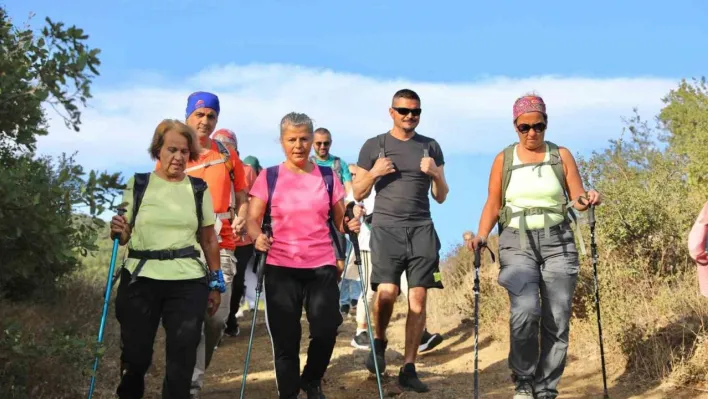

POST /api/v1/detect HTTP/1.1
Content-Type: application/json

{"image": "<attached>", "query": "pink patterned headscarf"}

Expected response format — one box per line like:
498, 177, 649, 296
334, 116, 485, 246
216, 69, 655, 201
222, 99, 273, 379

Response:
513, 95, 546, 121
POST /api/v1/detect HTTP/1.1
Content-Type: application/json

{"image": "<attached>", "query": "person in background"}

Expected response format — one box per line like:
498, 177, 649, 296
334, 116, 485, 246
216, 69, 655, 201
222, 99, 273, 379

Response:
211, 128, 257, 338
111, 119, 224, 399
688, 200, 708, 297
310, 127, 354, 295
247, 112, 361, 399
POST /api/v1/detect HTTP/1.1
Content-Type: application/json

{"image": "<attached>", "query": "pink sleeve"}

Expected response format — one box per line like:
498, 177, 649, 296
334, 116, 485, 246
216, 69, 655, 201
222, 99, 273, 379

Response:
331, 174, 345, 205
249, 169, 268, 203
688, 201, 708, 266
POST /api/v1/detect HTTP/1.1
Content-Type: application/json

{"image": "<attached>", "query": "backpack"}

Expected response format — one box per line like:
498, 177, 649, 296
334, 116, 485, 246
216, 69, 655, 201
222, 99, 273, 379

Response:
310, 155, 343, 182
184, 140, 237, 220
262, 164, 335, 228
497, 141, 585, 254
122, 172, 208, 283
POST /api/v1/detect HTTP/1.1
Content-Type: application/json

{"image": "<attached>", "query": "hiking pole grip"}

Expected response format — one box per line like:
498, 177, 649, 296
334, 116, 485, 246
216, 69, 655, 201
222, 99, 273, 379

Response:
254, 225, 272, 293
343, 202, 362, 265
588, 203, 596, 228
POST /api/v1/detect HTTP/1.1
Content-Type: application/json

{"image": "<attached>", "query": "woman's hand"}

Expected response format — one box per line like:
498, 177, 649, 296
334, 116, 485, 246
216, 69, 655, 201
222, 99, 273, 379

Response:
255, 233, 274, 252
345, 216, 361, 234
353, 204, 366, 219
586, 189, 602, 205
110, 214, 128, 240
207, 291, 221, 316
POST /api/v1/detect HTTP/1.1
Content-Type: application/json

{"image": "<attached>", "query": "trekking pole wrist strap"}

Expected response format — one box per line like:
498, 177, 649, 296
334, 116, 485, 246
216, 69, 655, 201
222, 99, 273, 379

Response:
208, 269, 226, 293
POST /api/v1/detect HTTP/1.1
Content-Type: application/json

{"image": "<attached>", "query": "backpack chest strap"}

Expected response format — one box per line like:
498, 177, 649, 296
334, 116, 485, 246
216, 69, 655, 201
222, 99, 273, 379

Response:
185, 158, 227, 173
127, 245, 202, 283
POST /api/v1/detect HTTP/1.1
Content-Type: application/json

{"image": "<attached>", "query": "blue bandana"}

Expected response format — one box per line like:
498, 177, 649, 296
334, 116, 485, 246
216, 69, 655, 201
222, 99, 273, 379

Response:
185, 91, 220, 119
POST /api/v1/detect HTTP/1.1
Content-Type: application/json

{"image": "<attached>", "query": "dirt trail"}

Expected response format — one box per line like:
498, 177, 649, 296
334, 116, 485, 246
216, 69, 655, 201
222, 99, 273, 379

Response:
140, 307, 701, 399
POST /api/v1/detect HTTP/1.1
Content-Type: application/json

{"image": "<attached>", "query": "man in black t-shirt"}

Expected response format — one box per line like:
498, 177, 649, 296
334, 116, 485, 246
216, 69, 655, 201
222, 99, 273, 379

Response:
353, 88, 449, 393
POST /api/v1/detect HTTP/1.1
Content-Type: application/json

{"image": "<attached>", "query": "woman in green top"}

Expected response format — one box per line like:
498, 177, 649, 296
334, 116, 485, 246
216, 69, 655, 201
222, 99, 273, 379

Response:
468, 94, 602, 399
109, 119, 224, 399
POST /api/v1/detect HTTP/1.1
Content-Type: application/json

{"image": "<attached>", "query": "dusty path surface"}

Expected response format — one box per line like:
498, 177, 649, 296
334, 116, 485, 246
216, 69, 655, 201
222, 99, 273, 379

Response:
139, 307, 702, 399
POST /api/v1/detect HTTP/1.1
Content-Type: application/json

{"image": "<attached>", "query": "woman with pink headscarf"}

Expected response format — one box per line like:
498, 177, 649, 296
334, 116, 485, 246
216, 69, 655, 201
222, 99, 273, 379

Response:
467, 93, 602, 399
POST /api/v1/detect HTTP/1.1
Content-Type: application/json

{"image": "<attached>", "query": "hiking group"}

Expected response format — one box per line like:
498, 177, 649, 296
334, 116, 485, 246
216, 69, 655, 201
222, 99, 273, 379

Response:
107, 87, 604, 399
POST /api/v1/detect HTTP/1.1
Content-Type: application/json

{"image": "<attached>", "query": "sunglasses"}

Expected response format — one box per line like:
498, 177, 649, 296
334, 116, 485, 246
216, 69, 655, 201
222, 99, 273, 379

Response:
516, 122, 547, 134
314, 141, 331, 147
393, 107, 422, 117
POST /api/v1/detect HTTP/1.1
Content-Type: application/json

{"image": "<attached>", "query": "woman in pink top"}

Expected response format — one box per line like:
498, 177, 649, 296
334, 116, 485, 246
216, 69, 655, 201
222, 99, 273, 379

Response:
688, 201, 708, 297
246, 112, 361, 399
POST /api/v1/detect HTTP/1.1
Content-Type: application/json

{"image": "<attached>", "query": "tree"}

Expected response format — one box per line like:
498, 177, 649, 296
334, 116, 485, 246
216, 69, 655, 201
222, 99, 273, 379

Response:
658, 77, 708, 196
0, 7, 124, 300
0, 6, 100, 152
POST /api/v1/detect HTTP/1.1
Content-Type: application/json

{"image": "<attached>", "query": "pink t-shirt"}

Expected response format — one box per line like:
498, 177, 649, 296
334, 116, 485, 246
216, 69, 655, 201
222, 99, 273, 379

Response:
249, 163, 345, 268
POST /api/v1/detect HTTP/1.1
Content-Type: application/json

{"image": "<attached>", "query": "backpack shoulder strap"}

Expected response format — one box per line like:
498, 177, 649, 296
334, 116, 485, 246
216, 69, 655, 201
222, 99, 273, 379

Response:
130, 172, 151, 230
317, 165, 335, 220
188, 176, 208, 235
500, 143, 517, 209
546, 141, 569, 201
377, 133, 387, 158
263, 165, 280, 227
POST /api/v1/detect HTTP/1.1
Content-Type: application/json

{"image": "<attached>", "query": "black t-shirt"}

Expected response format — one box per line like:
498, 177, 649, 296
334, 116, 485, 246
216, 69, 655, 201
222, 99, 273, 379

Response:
357, 132, 445, 227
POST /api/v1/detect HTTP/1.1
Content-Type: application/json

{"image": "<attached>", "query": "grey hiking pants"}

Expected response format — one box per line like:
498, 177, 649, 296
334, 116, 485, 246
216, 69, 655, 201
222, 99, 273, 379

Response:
497, 221, 579, 398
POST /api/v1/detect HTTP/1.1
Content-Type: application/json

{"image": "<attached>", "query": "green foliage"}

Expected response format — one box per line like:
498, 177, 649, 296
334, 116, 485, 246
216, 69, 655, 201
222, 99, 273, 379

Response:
576, 110, 698, 277
0, 6, 101, 152
0, 152, 123, 300
659, 77, 708, 195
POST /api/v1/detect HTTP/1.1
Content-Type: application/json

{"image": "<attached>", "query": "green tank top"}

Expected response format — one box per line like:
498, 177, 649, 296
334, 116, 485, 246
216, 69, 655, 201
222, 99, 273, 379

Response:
505, 144, 566, 230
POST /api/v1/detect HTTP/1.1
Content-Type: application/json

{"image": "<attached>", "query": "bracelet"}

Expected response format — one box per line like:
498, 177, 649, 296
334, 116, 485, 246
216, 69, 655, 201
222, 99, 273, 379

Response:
208, 270, 226, 293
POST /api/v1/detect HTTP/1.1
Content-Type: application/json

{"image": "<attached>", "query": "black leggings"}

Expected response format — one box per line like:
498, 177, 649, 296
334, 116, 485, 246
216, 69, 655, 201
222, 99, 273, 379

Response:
264, 265, 343, 398
114, 268, 208, 399
228, 244, 255, 322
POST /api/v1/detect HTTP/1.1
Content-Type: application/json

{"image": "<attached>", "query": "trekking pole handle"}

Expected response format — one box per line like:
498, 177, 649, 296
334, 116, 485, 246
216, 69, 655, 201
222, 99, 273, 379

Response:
343, 202, 363, 265
110, 208, 127, 240
254, 225, 272, 292
588, 204, 596, 226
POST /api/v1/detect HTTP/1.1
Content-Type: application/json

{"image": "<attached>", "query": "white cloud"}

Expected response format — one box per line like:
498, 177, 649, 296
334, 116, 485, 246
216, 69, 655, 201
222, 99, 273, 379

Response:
37, 63, 679, 171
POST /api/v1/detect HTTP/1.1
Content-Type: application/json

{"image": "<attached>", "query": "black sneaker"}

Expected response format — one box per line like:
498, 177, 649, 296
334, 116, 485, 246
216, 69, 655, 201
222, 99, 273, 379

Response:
224, 318, 240, 337
351, 330, 370, 349
365, 338, 387, 375
340, 304, 350, 316
418, 329, 443, 352
301, 379, 326, 399
398, 363, 429, 393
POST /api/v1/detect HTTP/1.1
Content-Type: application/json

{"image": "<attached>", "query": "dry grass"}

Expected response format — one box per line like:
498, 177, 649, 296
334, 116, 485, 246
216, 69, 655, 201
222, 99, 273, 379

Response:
428, 234, 708, 393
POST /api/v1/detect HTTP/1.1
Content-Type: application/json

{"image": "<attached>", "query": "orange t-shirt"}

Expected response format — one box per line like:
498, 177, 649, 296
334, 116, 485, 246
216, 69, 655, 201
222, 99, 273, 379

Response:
156, 140, 247, 250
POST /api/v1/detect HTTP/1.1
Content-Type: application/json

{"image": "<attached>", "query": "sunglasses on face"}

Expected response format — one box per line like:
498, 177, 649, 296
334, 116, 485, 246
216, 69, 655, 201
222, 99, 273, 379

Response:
516, 122, 547, 134
393, 107, 422, 117
314, 141, 331, 147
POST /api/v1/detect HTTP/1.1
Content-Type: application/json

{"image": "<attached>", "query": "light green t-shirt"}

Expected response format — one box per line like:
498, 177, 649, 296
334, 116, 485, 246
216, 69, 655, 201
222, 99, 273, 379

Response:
121, 172, 216, 280
505, 144, 566, 230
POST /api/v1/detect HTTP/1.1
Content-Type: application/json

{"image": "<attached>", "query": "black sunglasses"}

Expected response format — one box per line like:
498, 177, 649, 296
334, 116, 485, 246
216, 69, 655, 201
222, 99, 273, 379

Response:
314, 141, 331, 147
516, 122, 547, 134
393, 107, 422, 117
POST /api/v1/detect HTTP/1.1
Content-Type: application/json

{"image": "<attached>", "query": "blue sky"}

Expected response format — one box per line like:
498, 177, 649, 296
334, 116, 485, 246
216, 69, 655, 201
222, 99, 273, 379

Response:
5, 0, 707, 253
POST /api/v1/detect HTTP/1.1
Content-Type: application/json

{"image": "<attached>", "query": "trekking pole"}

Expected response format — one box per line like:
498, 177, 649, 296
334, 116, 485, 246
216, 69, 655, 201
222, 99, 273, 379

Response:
239, 224, 272, 399
338, 238, 352, 290
473, 244, 482, 399
588, 204, 610, 399
344, 202, 384, 399
87, 207, 126, 399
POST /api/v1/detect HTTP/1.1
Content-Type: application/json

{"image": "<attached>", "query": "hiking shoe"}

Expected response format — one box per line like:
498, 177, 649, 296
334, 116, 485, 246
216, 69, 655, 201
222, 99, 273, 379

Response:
351, 330, 370, 350
513, 376, 535, 399
301, 379, 326, 399
366, 338, 387, 375
398, 363, 429, 393
340, 304, 350, 316
224, 323, 240, 337
418, 329, 443, 352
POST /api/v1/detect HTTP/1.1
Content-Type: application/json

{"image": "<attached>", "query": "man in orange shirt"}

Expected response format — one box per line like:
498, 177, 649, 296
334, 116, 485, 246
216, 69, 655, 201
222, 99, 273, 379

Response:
211, 128, 258, 337
157, 92, 248, 399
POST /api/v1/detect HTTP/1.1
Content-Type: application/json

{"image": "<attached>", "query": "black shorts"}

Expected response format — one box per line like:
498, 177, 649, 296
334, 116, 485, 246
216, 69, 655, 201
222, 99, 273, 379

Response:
370, 223, 444, 292
329, 222, 348, 261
